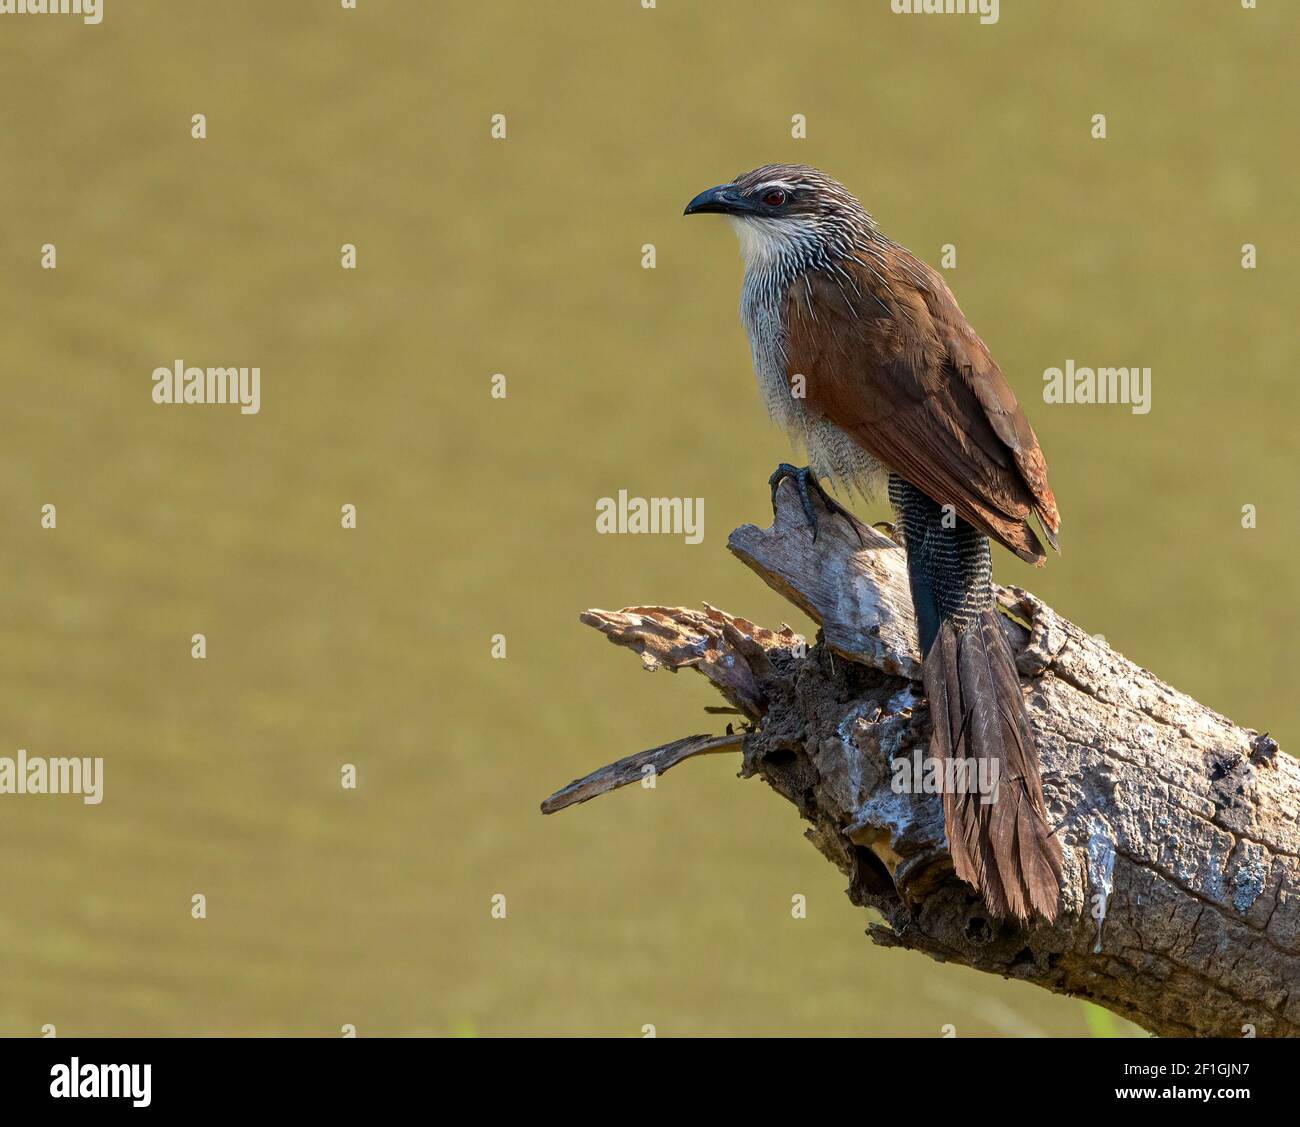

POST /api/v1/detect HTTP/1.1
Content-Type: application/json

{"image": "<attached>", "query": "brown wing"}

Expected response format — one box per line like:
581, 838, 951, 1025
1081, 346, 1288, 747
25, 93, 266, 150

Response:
783, 245, 1059, 564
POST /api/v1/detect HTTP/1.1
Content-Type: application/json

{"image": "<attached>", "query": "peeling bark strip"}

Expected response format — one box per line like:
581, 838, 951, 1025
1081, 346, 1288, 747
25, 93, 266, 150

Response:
544, 480, 1300, 1038
539, 733, 742, 814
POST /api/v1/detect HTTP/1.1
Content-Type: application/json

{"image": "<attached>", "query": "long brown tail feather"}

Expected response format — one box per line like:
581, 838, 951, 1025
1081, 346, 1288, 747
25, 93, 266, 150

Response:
923, 611, 1063, 922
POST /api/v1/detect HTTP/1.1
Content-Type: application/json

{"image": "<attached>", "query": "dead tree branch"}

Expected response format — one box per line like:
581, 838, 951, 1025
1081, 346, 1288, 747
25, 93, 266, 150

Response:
543, 480, 1299, 1037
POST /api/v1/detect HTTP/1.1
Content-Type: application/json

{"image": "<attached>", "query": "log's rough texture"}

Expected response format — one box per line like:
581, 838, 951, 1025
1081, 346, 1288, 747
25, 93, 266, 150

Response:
545, 480, 1299, 1037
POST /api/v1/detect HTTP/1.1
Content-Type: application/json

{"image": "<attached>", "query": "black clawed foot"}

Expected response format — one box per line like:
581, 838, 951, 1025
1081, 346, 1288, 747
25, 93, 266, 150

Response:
768, 463, 818, 534
767, 463, 866, 546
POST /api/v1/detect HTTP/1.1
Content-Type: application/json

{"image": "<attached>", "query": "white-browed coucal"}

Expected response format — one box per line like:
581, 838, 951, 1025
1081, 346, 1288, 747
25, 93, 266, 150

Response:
685, 163, 1063, 923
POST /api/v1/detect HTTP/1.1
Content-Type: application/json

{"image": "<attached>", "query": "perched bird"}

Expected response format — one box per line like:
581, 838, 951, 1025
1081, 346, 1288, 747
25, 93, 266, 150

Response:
685, 163, 1063, 922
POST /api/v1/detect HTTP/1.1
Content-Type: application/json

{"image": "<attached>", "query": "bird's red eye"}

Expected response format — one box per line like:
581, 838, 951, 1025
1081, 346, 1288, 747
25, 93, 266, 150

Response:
762, 189, 787, 207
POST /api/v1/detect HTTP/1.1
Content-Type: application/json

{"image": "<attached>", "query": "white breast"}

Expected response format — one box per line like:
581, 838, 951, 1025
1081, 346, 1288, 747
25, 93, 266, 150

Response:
737, 256, 884, 501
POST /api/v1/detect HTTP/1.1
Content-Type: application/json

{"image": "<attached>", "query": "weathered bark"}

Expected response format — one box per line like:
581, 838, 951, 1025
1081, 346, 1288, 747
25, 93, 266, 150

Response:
544, 480, 1299, 1037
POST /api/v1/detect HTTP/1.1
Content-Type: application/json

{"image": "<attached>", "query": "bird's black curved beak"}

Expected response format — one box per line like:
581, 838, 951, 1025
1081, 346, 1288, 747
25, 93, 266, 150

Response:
684, 184, 743, 216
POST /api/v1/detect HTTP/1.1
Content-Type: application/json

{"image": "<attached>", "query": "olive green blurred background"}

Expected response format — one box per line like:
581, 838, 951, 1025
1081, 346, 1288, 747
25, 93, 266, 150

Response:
0, 1, 1294, 1037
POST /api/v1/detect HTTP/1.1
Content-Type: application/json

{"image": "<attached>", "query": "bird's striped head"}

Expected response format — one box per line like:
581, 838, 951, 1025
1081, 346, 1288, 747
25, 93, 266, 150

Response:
684, 163, 873, 270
